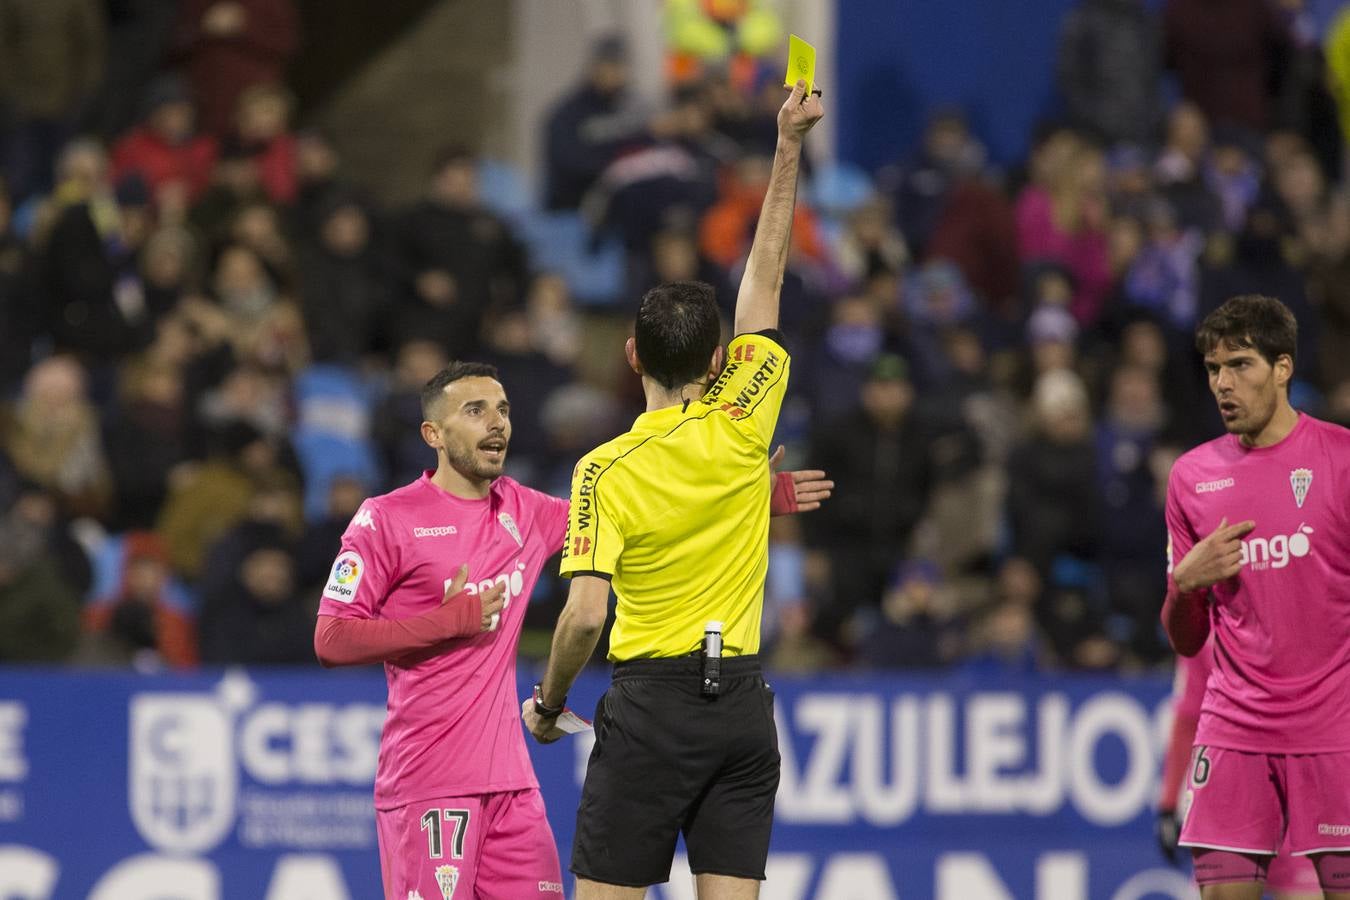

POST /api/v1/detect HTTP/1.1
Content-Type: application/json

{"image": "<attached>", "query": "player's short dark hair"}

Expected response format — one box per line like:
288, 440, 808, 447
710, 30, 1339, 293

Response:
634, 281, 721, 391
421, 361, 500, 419
1195, 294, 1298, 369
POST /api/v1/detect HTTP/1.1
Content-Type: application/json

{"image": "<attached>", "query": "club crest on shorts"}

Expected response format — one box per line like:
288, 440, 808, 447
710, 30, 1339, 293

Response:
435, 864, 459, 899
1290, 468, 1313, 508
498, 512, 523, 548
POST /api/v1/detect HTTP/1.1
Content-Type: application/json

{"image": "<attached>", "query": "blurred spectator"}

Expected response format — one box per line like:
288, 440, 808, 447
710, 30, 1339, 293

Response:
701, 154, 826, 269
927, 175, 1022, 317
290, 128, 348, 236
155, 419, 281, 579
1016, 141, 1112, 328
1005, 369, 1101, 577
373, 338, 449, 489
856, 560, 962, 668
79, 531, 197, 668
190, 135, 269, 241
143, 229, 199, 324
104, 354, 191, 531
765, 600, 840, 673
663, 0, 783, 88
637, 226, 734, 317
296, 474, 366, 588
1123, 197, 1204, 331
1056, 0, 1162, 146
879, 109, 989, 257
832, 198, 908, 289
1, 355, 113, 519
81, 0, 179, 140
298, 192, 390, 365
1095, 365, 1169, 661
1164, 0, 1289, 132
110, 76, 218, 206
1201, 201, 1318, 376
591, 88, 728, 265
1309, 191, 1350, 390
480, 307, 575, 482
804, 354, 934, 643
390, 145, 528, 358
1027, 300, 1082, 378
8, 479, 93, 597
229, 82, 297, 205
797, 294, 894, 418
229, 200, 293, 285
962, 597, 1043, 675
0, 175, 34, 394
0, 0, 106, 201
0, 502, 81, 662
1203, 130, 1262, 233
170, 0, 300, 138
1155, 103, 1224, 233
543, 34, 644, 210
38, 154, 157, 365
200, 534, 313, 664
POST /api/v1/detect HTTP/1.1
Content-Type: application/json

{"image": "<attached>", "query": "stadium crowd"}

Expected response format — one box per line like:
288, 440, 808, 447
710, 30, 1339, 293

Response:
4, 0, 1350, 674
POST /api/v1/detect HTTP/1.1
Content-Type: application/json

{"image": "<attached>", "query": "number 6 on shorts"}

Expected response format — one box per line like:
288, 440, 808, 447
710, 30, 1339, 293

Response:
420, 807, 471, 859
1191, 745, 1212, 787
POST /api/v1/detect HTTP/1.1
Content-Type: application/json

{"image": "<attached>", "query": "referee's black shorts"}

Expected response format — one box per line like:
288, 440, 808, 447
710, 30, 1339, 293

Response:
570, 654, 780, 887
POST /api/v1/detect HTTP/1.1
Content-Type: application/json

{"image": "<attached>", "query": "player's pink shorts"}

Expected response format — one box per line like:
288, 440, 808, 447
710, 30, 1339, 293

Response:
1179, 745, 1350, 857
376, 788, 563, 900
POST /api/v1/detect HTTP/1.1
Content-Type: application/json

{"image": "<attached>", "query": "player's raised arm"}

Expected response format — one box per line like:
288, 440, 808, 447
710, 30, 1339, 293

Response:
732, 79, 824, 336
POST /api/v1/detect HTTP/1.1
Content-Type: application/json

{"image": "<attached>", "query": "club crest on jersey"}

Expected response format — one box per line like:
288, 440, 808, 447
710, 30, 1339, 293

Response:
435, 864, 459, 899
498, 512, 522, 548
1291, 468, 1313, 508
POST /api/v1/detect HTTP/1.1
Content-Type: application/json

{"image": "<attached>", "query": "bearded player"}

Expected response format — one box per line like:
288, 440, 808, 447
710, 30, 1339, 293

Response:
1162, 294, 1350, 900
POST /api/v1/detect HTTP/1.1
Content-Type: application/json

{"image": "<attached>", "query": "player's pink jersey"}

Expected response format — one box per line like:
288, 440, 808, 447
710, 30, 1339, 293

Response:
318, 472, 569, 809
1165, 413, 1350, 753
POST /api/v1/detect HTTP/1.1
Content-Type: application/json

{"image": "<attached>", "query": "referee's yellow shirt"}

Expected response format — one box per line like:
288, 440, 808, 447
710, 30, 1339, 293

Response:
560, 331, 790, 661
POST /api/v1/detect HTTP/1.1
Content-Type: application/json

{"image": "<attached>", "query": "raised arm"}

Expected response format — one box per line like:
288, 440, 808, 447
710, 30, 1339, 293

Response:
733, 79, 824, 336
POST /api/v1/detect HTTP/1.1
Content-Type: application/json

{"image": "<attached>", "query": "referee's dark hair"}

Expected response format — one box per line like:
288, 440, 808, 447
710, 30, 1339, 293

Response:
635, 280, 721, 391
421, 361, 500, 419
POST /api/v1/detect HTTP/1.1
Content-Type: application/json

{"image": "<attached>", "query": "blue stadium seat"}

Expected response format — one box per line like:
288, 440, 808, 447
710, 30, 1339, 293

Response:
477, 158, 535, 227
807, 161, 875, 220
519, 210, 624, 306
292, 365, 382, 520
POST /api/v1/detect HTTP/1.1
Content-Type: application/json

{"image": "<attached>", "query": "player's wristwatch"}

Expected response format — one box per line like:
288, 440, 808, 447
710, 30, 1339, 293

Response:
532, 683, 565, 719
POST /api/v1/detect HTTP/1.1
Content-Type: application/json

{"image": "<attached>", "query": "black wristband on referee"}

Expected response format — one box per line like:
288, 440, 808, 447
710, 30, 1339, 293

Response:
533, 682, 564, 718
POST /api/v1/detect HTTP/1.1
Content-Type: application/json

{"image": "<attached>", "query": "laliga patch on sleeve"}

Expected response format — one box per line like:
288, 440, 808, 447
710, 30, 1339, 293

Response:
324, 551, 365, 603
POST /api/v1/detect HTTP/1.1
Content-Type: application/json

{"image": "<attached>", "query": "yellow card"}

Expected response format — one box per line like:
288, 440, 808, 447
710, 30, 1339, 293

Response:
784, 34, 816, 96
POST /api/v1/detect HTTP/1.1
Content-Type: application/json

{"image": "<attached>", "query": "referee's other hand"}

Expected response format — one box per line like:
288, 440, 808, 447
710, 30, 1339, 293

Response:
523, 699, 566, 744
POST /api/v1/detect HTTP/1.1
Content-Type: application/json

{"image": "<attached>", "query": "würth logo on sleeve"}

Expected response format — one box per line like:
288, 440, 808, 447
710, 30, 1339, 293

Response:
1290, 468, 1313, 508
352, 507, 376, 530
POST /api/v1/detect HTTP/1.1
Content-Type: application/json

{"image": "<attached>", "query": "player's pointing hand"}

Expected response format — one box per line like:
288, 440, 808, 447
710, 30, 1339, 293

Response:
1173, 516, 1257, 594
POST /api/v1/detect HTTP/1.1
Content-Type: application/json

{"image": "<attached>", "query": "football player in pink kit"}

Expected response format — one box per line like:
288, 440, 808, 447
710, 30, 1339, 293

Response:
1158, 637, 1320, 899
313, 361, 831, 899
1162, 294, 1350, 900
315, 361, 567, 900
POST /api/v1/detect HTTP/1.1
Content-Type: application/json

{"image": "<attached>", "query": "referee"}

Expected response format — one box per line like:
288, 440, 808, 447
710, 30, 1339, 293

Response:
524, 80, 824, 899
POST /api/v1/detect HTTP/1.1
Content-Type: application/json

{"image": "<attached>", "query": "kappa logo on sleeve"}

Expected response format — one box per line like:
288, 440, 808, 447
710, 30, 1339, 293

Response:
323, 551, 364, 603
351, 507, 376, 530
